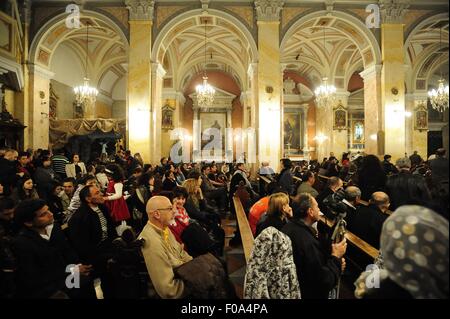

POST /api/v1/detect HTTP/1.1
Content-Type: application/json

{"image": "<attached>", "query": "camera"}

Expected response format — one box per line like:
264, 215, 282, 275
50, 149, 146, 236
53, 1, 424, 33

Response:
322, 189, 347, 243
322, 188, 347, 218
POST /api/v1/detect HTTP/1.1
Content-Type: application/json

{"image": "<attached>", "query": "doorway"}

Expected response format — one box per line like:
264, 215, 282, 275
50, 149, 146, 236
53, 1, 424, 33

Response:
427, 130, 443, 157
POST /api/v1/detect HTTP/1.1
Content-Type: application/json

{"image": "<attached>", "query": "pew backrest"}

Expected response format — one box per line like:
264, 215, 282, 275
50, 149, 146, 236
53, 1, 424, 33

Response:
232, 196, 255, 264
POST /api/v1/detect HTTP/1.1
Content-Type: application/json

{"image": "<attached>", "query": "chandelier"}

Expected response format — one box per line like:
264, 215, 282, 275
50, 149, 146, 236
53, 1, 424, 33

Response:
74, 22, 98, 105
428, 27, 449, 112
196, 19, 215, 108
315, 77, 337, 108
314, 24, 336, 108
428, 79, 449, 112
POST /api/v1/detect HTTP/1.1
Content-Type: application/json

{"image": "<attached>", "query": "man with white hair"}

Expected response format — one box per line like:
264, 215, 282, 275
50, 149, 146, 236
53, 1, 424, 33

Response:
139, 196, 192, 299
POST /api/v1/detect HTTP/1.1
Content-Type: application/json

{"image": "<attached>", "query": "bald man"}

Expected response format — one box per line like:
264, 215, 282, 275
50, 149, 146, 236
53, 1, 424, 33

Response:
349, 191, 390, 249
139, 196, 192, 299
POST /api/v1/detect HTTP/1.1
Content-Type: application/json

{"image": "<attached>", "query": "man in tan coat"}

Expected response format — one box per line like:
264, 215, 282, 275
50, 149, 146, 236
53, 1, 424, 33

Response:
139, 195, 192, 299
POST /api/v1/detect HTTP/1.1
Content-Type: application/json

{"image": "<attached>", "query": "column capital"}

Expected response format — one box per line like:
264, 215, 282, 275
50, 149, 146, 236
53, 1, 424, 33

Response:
335, 90, 351, 99
405, 92, 428, 101
379, 0, 410, 24
151, 62, 166, 78
254, 0, 284, 22
247, 63, 258, 77
30, 64, 55, 80
162, 90, 186, 105
359, 64, 382, 80
125, 0, 155, 21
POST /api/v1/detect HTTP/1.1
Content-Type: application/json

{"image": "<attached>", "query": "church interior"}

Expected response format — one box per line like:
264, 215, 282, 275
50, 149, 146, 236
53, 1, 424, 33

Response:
0, 0, 448, 301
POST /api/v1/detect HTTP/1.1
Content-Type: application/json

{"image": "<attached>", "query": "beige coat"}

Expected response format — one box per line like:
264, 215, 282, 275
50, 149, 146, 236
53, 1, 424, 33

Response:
65, 162, 87, 178
139, 222, 192, 299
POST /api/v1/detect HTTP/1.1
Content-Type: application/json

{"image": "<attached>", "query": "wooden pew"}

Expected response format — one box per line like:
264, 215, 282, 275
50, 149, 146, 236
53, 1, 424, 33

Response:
258, 174, 272, 185
319, 216, 379, 261
292, 175, 302, 183
232, 196, 255, 264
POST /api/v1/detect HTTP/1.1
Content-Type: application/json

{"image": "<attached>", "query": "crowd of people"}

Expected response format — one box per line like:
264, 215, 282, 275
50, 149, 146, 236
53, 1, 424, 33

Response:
0, 146, 448, 299
245, 149, 448, 299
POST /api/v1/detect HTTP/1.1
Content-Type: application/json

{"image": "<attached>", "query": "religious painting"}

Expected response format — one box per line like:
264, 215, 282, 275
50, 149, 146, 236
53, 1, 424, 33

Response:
200, 112, 226, 155
352, 121, 364, 144
162, 104, 175, 130
414, 102, 428, 131
333, 102, 347, 130
283, 111, 302, 155
73, 101, 83, 118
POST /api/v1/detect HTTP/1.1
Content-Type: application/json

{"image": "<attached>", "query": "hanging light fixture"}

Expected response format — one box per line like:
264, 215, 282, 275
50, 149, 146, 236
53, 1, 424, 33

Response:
314, 23, 336, 108
74, 22, 98, 105
195, 19, 215, 108
428, 27, 449, 113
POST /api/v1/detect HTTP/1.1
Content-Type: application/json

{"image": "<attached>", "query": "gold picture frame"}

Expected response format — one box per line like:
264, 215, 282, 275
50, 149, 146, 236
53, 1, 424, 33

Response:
333, 101, 347, 130
414, 102, 428, 132
161, 104, 175, 130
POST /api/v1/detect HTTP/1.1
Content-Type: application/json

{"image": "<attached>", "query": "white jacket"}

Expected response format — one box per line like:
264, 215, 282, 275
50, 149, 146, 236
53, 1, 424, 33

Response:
65, 162, 87, 178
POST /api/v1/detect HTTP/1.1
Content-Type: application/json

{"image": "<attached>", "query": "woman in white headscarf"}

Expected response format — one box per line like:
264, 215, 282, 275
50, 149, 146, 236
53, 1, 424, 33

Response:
354, 205, 449, 299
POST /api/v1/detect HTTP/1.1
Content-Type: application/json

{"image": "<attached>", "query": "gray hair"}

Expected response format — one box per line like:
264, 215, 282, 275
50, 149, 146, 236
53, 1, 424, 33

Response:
345, 186, 361, 201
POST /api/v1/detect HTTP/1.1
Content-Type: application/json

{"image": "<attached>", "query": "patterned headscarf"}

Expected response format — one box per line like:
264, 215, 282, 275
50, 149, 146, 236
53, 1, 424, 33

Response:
355, 205, 449, 299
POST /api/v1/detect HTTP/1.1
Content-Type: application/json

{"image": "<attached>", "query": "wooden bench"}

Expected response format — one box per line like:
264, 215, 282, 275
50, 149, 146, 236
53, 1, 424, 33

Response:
232, 196, 255, 264
258, 174, 272, 185
292, 175, 302, 183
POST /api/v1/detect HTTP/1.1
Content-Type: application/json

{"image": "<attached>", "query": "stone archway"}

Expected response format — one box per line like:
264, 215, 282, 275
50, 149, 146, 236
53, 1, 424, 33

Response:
149, 9, 258, 163
280, 10, 381, 161
27, 10, 129, 149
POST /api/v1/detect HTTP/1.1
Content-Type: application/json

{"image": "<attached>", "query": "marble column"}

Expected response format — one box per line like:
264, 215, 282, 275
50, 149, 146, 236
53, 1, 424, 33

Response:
380, 1, 409, 160
255, 0, 284, 171
151, 62, 166, 164
28, 65, 54, 149
300, 103, 310, 160
405, 92, 428, 158
125, 0, 154, 163
193, 107, 200, 162
247, 64, 258, 173
360, 65, 382, 156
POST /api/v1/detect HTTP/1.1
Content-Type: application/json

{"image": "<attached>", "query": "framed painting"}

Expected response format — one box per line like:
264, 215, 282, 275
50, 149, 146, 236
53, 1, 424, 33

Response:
200, 112, 226, 155
283, 111, 302, 155
162, 104, 175, 130
414, 102, 428, 132
333, 102, 347, 130
352, 121, 364, 144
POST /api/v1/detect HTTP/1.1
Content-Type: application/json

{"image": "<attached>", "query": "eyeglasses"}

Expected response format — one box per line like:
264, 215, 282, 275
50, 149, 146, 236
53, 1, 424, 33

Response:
158, 207, 173, 212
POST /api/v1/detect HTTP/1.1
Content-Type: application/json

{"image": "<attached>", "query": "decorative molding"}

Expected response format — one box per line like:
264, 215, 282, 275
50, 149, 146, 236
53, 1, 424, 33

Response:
379, 0, 410, 24
30, 64, 55, 80
359, 64, 382, 79
125, 0, 155, 21
254, 0, 284, 22
325, 0, 334, 14
0, 56, 24, 90
152, 62, 167, 78
162, 90, 186, 105
200, 0, 210, 11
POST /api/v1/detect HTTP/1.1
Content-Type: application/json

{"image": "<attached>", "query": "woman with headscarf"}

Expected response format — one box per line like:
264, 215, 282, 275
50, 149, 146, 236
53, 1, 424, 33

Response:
354, 205, 449, 299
